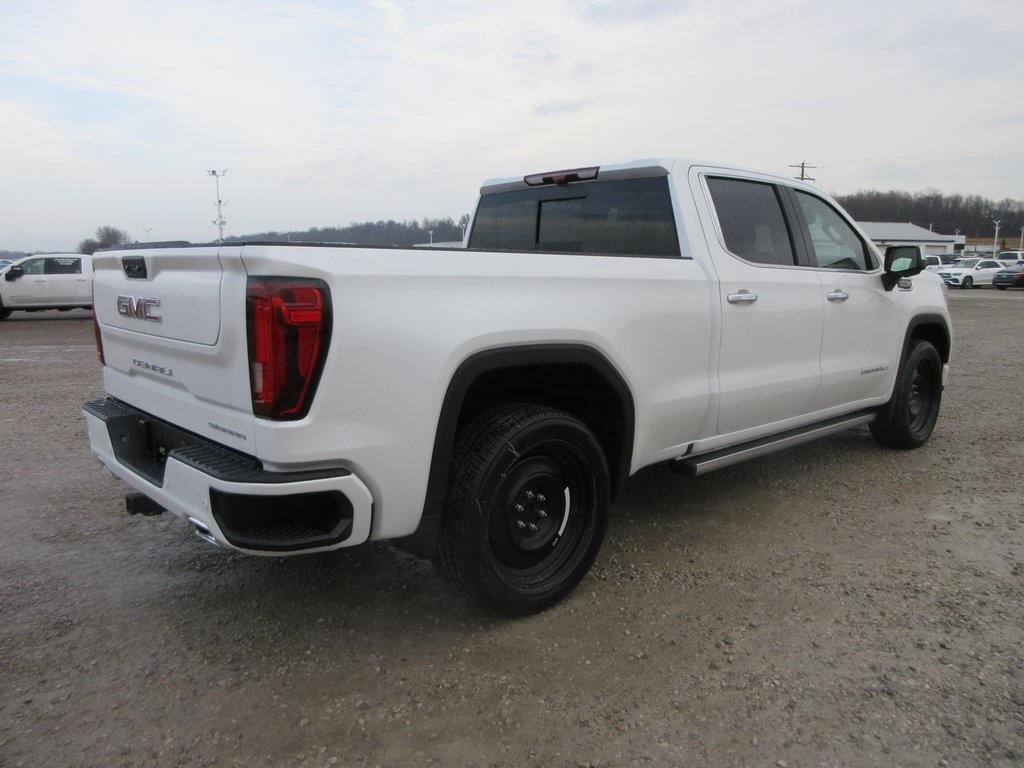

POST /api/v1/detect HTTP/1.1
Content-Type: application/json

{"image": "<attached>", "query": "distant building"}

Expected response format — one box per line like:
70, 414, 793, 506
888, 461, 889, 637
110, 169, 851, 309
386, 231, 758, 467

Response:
857, 222, 962, 257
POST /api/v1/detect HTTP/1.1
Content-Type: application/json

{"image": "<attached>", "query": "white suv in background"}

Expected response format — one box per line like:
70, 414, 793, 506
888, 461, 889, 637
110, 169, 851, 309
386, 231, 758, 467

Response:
937, 257, 1005, 288
0, 254, 93, 319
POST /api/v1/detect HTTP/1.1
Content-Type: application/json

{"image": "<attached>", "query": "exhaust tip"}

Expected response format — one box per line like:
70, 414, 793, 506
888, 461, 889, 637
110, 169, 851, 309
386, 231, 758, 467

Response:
188, 517, 220, 547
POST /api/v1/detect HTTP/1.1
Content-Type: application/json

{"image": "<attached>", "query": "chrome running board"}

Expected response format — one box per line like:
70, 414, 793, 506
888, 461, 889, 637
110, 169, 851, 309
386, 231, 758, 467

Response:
675, 411, 876, 476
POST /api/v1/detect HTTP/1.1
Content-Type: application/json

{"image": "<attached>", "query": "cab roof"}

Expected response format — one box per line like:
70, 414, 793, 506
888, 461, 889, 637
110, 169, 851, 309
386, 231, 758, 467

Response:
478, 157, 809, 195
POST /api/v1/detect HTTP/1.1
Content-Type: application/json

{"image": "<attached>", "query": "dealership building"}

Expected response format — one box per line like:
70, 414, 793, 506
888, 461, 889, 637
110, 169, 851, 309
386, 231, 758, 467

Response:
857, 221, 962, 257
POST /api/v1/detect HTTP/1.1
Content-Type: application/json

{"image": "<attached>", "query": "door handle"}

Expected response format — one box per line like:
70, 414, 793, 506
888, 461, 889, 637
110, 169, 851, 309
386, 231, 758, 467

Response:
727, 290, 758, 305
827, 289, 850, 302
33, 279, 46, 283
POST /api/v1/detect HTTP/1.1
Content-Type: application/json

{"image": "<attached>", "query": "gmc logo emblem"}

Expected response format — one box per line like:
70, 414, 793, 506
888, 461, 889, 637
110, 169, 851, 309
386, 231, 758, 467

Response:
116, 295, 162, 322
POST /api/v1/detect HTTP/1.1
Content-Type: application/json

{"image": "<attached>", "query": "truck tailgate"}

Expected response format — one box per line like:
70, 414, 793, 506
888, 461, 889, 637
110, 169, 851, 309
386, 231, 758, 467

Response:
92, 246, 256, 453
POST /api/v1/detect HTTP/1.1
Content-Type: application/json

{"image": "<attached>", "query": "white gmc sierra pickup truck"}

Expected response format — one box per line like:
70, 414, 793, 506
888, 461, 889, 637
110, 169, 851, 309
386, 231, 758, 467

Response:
84, 158, 951, 613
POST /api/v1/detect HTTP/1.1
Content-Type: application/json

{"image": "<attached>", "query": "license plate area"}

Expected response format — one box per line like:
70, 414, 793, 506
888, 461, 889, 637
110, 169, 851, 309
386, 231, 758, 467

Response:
106, 412, 197, 487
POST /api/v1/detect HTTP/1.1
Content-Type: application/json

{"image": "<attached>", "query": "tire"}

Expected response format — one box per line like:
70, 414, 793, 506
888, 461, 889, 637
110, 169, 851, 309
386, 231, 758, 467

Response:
997, 285, 1007, 290
436, 404, 610, 615
870, 340, 942, 449
0, 297, 9, 320
961, 276, 973, 289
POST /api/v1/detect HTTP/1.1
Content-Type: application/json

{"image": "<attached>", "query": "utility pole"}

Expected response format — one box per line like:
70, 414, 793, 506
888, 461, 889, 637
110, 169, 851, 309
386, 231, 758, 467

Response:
992, 219, 1001, 258
207, 169, 228, 243
1018, 225, 1023, 252
428, 229, 434, 244
789, 160, 817, 182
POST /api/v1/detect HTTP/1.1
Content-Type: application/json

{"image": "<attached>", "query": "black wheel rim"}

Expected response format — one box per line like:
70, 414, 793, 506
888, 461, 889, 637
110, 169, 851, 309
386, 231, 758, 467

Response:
487, 439, 595, 586
907, 360, 937, 435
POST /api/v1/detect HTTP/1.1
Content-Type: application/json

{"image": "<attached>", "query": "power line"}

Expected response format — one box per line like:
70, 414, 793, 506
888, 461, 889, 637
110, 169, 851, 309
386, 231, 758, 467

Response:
789, 160, 817, 182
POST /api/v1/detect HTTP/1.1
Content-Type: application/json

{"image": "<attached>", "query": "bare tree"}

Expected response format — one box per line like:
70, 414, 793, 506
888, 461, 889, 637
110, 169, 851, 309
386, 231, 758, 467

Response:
79, 226, 131, 254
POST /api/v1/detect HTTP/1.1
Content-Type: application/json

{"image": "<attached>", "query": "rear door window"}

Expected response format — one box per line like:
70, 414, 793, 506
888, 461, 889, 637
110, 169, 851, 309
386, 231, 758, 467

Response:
706, 177, 796, 266
470, 177, 680, 257
45, 257, 82, 275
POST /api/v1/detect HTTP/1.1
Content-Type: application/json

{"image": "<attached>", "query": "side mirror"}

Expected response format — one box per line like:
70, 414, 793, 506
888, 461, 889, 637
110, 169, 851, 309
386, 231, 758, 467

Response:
4, 266, 23, 282
882, 246, 923, 291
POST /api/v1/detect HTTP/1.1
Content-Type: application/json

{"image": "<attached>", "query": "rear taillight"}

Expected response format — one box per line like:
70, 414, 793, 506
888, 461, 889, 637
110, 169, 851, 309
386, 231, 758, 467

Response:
246, 278, 331, 420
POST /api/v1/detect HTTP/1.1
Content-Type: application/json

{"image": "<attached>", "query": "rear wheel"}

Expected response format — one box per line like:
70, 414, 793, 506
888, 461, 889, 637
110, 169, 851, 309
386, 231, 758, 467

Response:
436, 404, 610, 614
870, 340, 942, 449
962, 276, 973, 289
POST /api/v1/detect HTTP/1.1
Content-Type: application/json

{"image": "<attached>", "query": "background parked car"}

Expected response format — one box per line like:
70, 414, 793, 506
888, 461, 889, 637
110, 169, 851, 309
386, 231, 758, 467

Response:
994, 263, 1024, 290
922, 254, 955, 271
0, 254, 93, 319
937, 257, 1006, 288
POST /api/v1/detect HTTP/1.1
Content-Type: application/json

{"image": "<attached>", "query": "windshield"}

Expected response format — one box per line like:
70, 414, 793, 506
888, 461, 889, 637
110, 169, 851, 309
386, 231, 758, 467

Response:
1002, 264, 1024, 272
951, 259, 979, 268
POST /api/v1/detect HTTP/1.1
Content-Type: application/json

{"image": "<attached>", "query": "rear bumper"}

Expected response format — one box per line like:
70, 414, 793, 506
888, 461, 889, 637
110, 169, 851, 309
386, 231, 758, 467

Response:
83, 398, 373, 555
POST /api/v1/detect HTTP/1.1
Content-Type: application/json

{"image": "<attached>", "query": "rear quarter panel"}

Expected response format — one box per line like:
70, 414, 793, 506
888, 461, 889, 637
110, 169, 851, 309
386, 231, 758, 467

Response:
240, 245, 715, 539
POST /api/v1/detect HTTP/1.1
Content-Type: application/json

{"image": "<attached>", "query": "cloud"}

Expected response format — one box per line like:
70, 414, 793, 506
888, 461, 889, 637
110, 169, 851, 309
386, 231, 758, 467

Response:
572, 0, 687, 24
534, 98, 592, 116
364, 0, 405, 30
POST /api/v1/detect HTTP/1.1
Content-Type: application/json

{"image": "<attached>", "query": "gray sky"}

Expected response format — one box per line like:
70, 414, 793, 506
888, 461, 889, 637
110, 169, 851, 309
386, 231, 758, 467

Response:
1, 0, 1022, 251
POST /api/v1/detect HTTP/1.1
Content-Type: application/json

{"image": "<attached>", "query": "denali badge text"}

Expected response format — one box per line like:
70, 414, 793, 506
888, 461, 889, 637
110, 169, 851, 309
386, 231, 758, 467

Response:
116, 295, 162, 322
132, 358, 174, 377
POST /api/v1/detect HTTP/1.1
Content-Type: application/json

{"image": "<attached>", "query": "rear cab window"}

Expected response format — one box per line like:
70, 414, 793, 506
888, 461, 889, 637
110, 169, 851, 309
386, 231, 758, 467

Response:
469, 177, 680, 258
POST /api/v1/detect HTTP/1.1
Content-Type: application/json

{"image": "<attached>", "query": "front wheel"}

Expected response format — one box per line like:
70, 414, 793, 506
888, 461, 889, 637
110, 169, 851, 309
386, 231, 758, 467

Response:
436, 404, 610, 614
961, 276, 973, 289
870, 340, 942, 449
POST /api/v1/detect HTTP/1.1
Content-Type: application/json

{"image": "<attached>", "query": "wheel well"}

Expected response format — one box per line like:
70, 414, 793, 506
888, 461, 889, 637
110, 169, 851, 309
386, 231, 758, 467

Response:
420, 345, 635, 532
909, 320, 950, 363
458, 362, 629, 487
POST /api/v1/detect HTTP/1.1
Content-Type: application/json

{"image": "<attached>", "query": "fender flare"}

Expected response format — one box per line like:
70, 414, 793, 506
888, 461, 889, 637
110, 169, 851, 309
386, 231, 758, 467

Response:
900, 313, 951, 366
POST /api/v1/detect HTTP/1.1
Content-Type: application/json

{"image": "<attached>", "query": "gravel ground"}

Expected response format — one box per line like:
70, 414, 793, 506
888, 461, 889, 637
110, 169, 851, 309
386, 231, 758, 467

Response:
1, 294, 1022, 768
